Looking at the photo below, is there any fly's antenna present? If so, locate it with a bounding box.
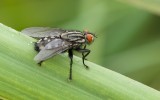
[91,33,97,38]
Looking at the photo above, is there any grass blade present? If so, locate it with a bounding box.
[0,23,160,100]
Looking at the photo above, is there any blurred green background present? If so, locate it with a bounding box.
[1,0,160,90]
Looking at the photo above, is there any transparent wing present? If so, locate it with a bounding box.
[34,39,71,63]
[21,27,65,38]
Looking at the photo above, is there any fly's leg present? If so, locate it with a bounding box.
[68,49,73,80]
[34,42,43,66]
[38,61,43,66]
[82,45,87,60]
[77,45,90,69]
[34,42,40,52]
[82,45,90,69]
[82,49,90,69]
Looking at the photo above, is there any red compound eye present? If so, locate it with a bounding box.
[86,34,94,43]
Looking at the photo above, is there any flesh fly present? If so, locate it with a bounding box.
[22,27,96,80]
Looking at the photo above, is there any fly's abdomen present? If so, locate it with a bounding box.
[36,36,56,50]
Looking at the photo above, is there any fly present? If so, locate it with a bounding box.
[21,27,96,80]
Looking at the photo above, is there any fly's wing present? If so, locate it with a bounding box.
[34,39,71,63]
[21,27,65,38]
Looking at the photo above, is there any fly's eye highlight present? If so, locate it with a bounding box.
[86,34,94,43]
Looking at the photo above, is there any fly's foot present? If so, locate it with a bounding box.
[67,78,72,82]
[38,61,43,66]
[83,63,89,69]
[85,65,89,69]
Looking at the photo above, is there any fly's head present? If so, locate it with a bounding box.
[84,30,96,44]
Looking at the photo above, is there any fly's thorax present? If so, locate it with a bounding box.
[60,30,86,43]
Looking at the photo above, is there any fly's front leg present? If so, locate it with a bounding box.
[82,45,88,60]
[68,49,73,80]
[77,45,90,69]
[82,49,90,69]
[34,42,40,52]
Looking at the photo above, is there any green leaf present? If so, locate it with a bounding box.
[0,23,160,100]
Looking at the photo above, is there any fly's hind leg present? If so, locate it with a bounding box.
[34,42,43,66]
[34,42,40,52]
[38,61,43,66]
